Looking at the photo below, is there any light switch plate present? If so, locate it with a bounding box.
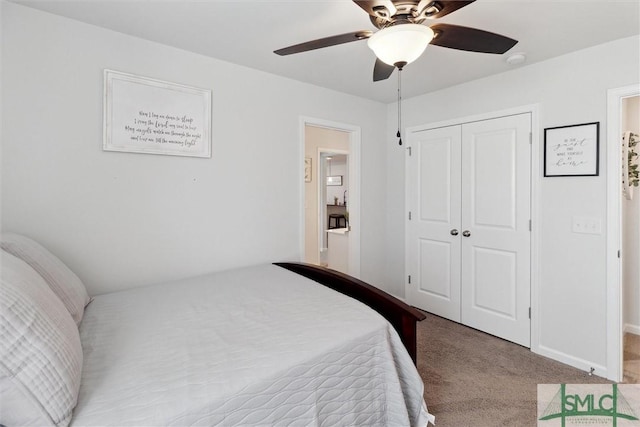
[572,216,602,234]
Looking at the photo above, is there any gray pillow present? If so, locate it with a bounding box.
[1,233,90,325]
[0,250,83,426]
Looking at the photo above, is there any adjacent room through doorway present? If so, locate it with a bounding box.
[621,94,640,382]
[302,120,361,278]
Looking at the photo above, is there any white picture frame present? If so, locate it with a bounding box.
[327,175,343,186]
[103,69,212,158]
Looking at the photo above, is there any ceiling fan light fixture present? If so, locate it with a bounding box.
[367,24,435,67]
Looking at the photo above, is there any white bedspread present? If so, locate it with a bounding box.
[71,264,432,426]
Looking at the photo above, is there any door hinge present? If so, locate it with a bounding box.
[407,147,412,156]
[529,132,532,145]
[618,250,621,258]
[408,275,412,284]
[408,211,412,220]
[529,219,532,231]
[528,307,531,319]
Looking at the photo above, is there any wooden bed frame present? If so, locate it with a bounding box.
[274,262,426,364]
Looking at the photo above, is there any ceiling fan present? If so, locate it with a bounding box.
[274,0,518,81]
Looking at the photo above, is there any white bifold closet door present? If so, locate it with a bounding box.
[406,113,531,347]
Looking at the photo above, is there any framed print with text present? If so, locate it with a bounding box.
[544,122,599,177]
[103,70,212,158]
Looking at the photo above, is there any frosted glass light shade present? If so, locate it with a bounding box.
[367,24,434,66]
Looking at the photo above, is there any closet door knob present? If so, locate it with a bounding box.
[450,229,459,236]
[462,230,471,237]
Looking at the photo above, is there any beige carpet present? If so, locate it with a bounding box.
[625,333,640,383]
[416,313,609,427]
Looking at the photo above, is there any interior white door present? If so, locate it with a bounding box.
[406,113,531,347]
[406,125,462,321]
[460,114,531,347]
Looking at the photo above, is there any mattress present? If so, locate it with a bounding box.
[71,264,432,426]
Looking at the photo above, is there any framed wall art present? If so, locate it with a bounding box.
[544,122,599,177]
[327,175,343,186]
[103,69,212,158]
[304,157,312,183]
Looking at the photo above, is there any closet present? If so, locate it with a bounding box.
[406,113,532,347]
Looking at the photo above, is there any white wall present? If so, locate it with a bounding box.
[385,35,640,374]
[623,96,640,334]
[1,1,388,295]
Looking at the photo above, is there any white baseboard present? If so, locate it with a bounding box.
[535,344,608,379]
[624,323,640,336]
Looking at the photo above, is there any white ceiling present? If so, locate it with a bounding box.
[11,0,640,103]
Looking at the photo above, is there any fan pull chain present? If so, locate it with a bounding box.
[397,67,403,146]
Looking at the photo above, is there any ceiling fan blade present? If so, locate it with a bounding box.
[274,31,373,56]
[352,0,396,20]
[373,58,395,81]
[429,23,517,54]
[416,0,476,19]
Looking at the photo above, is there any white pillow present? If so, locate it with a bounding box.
[1,233,90,325]
[0,251,83,427]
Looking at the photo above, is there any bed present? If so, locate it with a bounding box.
[0,233,434,426]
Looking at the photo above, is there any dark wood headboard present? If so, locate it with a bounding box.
[274,262,425,364]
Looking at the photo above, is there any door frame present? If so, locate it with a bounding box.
[606,83,640,382]
[300,116,361,277]
[405,103,541,352]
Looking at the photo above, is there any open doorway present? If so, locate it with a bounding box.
[607,84,640,382]
[301,118,361,278]
[621,95,640,382]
